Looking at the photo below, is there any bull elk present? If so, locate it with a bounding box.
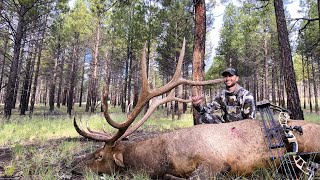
[73,39,320,179]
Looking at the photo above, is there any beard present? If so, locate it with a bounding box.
[225,81,236,88]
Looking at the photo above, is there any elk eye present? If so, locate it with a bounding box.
[96,155,103,161]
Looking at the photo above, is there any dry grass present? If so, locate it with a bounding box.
[0,104,319,179]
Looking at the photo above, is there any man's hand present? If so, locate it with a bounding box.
[192,95,204,106]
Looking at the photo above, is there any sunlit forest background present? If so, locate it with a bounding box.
[0,0,319,120]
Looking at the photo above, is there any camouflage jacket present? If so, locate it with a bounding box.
[196,84,256,122]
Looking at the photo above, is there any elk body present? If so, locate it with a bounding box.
[74,119,320,179]
[73,40,320,179]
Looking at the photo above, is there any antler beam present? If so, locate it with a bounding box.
[74,38,224,146]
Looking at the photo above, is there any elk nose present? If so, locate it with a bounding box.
[71,154,88,175]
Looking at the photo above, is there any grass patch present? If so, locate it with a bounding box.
[8,140,97,179]
[303,111,320,122]
[0,104,319,179]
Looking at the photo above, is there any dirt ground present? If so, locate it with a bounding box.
[0,130,162,180]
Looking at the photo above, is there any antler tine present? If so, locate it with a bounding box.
[111,42,153,129]
[118,89,192,141]
[74,39,224,146]
[171,37,185,80]
[73,118,112,142]
[117,39,224,139]
[150,39,224,96]
[86,120,111,136]
[101,83,123,129]
[78,45,153,145]
[102,42,150,130]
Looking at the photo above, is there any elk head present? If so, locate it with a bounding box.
[73,39,224,174]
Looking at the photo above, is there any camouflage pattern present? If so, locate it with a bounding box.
[197,85,256,123]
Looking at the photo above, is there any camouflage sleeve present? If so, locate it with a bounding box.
[242,91,256,119]
[203,96,222,113]
[194,96,221,114]
[207,99,221,111]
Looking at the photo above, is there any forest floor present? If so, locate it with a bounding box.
[0,105,319,179]
[0,129,162,180]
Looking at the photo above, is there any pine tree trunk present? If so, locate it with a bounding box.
[85,83,91,112]
[13,36,27,110]
[79,54,86,107]
[274,0,304,119]
[127,39,133,111]
[49,41,61,112]
[306,56,313,112]
[26,51,36,110]
[90,23,101,113]
[302,55,306,109]
[57,52,65,108]
[122,45,130,113]
[117,72,123,107]
[144,38,151,114]
[29,33,44,116]
[253,70,258,102]
[62,87,68,106]
[0,30,9,101]
[280,76,286,108]
[20,40,35,115]
[311,59,319,112]
[67,32,80,116]
[4,16,25,118]
[260,75,264,101]
[192,0,206,125]
[44,78,48,106]
[263,30,269,100]
[271,65,276,104]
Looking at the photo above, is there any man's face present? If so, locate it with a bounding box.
[223,73,239,88]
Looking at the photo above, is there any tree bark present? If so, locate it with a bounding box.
[143,38,151,114]
[302,55,306,109]
[127,38,133,112]
[49,40,61,112]
[192,0,206,125]
[79,52,86,107]
[67,32,80,116]
[311,59,319,112]
[0,30,9,100]
[271,63,276,104]
[4,13,25,118]
[20,40,35,115]
[263,28,269,100]
[274,0,304,119]
[29,28,46,116]
[90,22,101,113]
[253,70,258,102]
[122,44,130,113]
[306,56,312,112]
[57,51,65,108]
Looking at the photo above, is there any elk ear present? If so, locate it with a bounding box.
[113,153,125,167]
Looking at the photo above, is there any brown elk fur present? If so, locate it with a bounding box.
[73,119,320,179]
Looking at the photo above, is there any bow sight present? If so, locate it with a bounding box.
[257,100,319,179]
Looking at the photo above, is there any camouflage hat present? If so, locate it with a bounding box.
[221,67,238,76]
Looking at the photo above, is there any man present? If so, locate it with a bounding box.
[192,67,256,123]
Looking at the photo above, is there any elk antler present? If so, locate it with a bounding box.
[118,89,192,141]
[74,38,224,146]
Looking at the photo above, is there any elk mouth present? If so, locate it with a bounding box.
[70,154,90,175]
